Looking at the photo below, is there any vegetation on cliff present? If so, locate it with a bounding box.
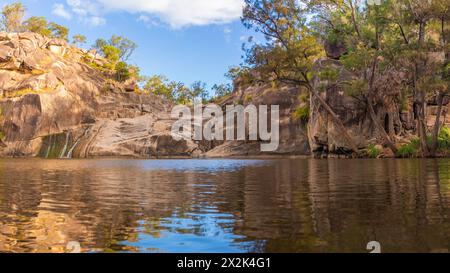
[0,1,214,105]
[0,0,449,158]
[233,0,448,158]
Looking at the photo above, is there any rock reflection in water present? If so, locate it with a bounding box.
[0,159,449,253]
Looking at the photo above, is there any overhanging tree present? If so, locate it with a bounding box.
[242,0,359,154]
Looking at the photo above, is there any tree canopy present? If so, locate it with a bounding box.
[239,0,449,156]
[1,2,26,32]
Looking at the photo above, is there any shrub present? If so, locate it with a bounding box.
[438,126,450,150]
[343,79,367,97]
[293,105,310,121]
[318,68,339,82]
[396,141,419,158]
[367,144,381,158]
[115,61,131,82]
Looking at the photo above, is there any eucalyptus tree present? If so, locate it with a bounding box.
[242,0,359,154]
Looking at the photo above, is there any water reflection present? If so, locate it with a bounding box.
[0,159,449,253]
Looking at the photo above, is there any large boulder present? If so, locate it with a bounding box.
[205,81,311,157]
[324,39,347,60]
[309,58,372,157]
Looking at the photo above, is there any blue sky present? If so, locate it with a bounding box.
[8,0,257,90]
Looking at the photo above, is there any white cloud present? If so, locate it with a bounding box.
[52,3,72,20]
[85,16,106,26]
[53,0,244,28]
[223,26,233,43]
[97,0,245,28]
[65,0,106,27]
[137,15,150,23]
[137,15,160,28]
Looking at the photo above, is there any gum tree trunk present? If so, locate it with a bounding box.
[307,84,359,156]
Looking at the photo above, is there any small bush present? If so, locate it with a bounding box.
[438,126,450,150]
[293,105,310,121]
[318,68,339,82]
[367,144,381,158]
[343,79,367,97]
[396,141,419,158]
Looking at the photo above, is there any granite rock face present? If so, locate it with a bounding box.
[0,32,314,158]
[0,32,199,158]
[205,81,311,157]
[1,32,446,159]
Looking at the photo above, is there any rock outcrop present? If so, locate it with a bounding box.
[0,32,201,158]
[308,58,372,157]
[205,81,311,157]
[1,32,446,159]
[308,55,450,158]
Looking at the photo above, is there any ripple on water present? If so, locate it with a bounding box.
[0,158,450,253]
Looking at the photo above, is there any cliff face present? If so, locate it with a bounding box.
[308,58,377,157]
[0,32,201,158]
[308,50,449,158]
[0,32,313,159]
[205,80,311,157]
[0,32,446,159]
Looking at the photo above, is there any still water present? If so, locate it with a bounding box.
[0,158,450,253]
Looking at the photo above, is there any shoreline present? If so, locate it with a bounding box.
[1,155,449,160]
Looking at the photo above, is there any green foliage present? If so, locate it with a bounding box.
[242,0,324,88]
[22,15,71,41]
[226,66,249,81]
[101,45,121,67]
[344,79,367,97]
[190,81,209,103]
[340,48,375,72]
[115,61,131,82]
[94,37,137,64]
[367,144,381,158]
[143,75,176,101]
[1,2,25,32]
[23,16,51,36]
[437,126,450,150]
[95,36,137,63]
[48,22,69,41]
[396,140,420,158]
[94,38,107,51]
[91,36,138,81]
[142,76,210,104]
[293,105,310,122]
[318,67,339,82]
[212,83,233,98]
[109,35,137,62]
[72,34,87,47]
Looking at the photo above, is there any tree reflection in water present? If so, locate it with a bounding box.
[0,158,449,253]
